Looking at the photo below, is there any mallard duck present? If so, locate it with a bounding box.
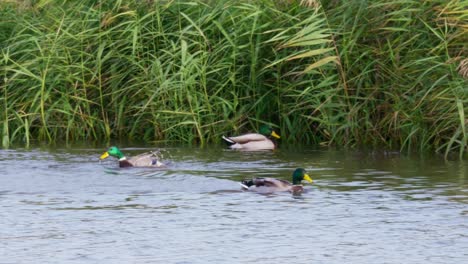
[99,146,165,168]
[240,168,313,194]
[222,125,280,150]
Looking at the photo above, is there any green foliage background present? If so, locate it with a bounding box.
[0,0,467,156]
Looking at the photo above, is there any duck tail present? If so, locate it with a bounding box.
[239,182,249,190]
[241,179,255,187]
[222,135,236,146]
[239,179,254,190]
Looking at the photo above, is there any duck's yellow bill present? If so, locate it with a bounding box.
[100,152,109,160]
[271,131,280,139]
[303,174,313,183]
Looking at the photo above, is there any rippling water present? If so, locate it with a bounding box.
[1,145,467,263]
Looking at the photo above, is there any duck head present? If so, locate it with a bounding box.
[292,168,313,185]
[100,146,125,160]
[259,125,280,139]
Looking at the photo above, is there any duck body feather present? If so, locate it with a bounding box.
[240,177,304,194]
[119,152,164,168]
[222,133,275,150]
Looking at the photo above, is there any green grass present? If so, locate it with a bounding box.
[0,0,466,158]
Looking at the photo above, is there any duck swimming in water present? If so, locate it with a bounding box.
[240,168,313,195]
[222,125,280,151]
[99,146,165,168]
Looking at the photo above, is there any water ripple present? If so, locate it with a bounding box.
[0,147,467,264]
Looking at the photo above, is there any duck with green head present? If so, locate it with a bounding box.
[240,168,313,195]
[100,146,165,168]
[222,125,280,150]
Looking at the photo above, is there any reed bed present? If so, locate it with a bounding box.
[0,0,466,157]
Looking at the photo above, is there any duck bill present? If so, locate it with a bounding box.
[271,131,281,139]
[303,174,313,183]
[100,152,109,160]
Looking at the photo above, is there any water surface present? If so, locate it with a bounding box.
[1,145,467,263]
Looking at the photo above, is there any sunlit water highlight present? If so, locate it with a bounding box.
[1,146,467,263]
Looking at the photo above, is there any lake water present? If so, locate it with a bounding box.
[0,145,467,263]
